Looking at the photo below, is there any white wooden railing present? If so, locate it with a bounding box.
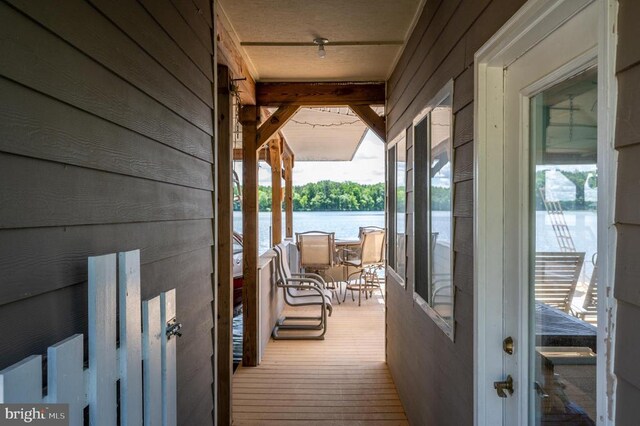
[0,250,178,426]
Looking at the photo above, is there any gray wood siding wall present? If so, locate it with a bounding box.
[0,0,215,423]
[614,0,640,422]
[385,1,525,424]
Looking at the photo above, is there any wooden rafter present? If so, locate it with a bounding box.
[215,3,256,104]
[257,82,385,106]
[256,105,300,149]
[349,104,386,142]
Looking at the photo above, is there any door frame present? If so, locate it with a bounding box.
[473,0,618,424]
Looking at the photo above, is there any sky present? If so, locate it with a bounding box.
[255,130,385,186]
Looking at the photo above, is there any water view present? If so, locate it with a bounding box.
[234,211,386,254]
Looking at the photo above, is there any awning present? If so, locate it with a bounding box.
[279,107,383,161]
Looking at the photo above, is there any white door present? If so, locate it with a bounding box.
[475,0,615,424]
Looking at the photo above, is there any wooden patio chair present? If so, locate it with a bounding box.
[272,244,333,340]
[535,252,585,313]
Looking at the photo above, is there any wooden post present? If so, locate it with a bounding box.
[269,138,282,245]
[284,156,293,239]
[215,65,233,424]
[240,105,259,367]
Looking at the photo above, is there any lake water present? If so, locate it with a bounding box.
[233,211,386,254]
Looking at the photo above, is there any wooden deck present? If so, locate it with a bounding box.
[232,289,408,425]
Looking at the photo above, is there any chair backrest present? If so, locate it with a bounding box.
[360,229,386,266]
[358,226,385,240]
[535,251,585,313]
[580,255,598,324]
[296,231,335,270]
[273,244,292,285]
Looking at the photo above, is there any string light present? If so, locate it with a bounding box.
[289,119,361,128]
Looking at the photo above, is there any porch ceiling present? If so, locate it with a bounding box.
[218,0,425,81]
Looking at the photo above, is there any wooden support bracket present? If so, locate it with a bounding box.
[256,105,300,149]
[348,104,386,142]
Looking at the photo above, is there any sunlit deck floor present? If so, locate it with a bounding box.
[232,287,408,425]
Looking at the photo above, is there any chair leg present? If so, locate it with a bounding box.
[272,303,329,340]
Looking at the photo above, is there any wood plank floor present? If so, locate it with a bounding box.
[232,288,408,425]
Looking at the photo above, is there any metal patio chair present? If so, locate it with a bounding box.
[272,244,333,340]
[340,228,386,306]
[296,230,341,303]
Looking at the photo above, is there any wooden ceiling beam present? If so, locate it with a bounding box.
[348,104,386,142]
[256,105,301,149]
[256,82,385,106]
[233,148,268,162]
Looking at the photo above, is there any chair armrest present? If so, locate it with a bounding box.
[279,283,325,298]
[286,277,326,290]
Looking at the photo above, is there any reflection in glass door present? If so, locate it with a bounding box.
[529,68,598,425]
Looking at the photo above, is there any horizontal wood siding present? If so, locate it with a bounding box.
[385,1,525,424]
[614,0,640,418]
[0,0,215,423]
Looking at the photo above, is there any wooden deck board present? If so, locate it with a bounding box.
[232,292,408,425]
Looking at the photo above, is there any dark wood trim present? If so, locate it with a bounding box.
[269,138,282,245]
[240,105,259,367]
[216,65,233,425]
[256,105,301,149]
[349,104,387,142]
[256,82,385,106]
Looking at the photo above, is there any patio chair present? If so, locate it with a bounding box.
[340,229,386,306]
[358,226,385,240]
[272,244,333,340]
[535,252,585,313]
[575,253,598,325]
[296,231,341,303]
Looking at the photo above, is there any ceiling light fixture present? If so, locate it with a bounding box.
[313,38,329,59]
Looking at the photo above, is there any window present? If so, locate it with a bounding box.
[413,82,455,338]
[387,132,406,283]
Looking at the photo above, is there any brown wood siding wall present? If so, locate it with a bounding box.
[0,0,215,424]
[385,1,525,424]
[614,0,640,422]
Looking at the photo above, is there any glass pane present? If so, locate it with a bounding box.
[414,117,429,302]
[429,96,453,324]
[396,137,406,277]
[530,68,598,425]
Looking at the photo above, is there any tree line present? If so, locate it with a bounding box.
[234,181,385,212]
